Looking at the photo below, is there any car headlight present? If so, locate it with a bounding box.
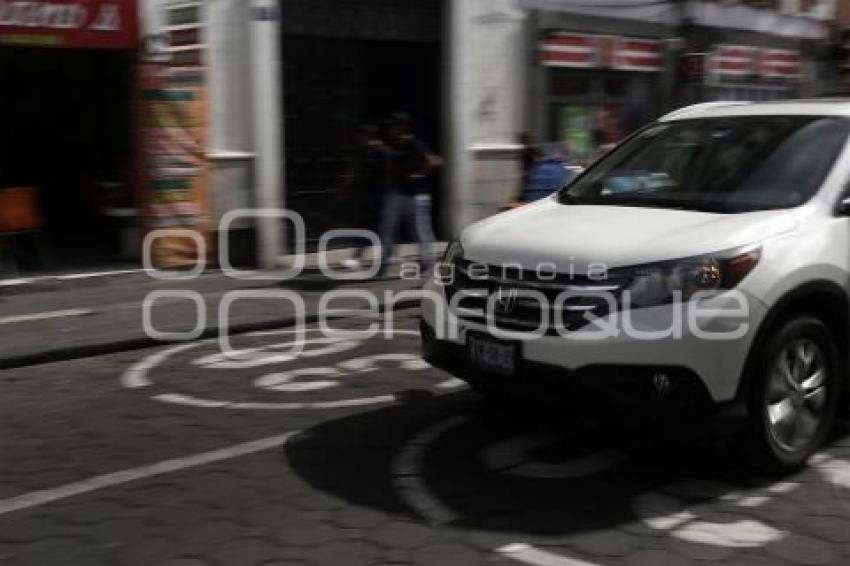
[617,246,761,308]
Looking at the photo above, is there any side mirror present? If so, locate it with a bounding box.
[838,197,850,216]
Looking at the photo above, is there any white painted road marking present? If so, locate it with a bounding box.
[814,454,850,507]
[0,432,297,516]
[498,455,850,566]
[719,480,800,508]
[499,543,602,566]
[631,487,786,548]
[121,326,453,410]
[54,269,144,281]
[256,367,343,392]
[122,342,199,389]
[0,268,144,287]
[154,392,399,410]
[193,334,361,370]
[0,308,93,326]
[337,353,431,373]
[253,351,434,394]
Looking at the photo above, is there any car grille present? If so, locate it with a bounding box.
[444,260,631,336]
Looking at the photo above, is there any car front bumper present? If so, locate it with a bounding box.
[420,277,768,409]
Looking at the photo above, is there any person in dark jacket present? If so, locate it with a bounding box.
[378,113,441,274]
[342,123,392,269]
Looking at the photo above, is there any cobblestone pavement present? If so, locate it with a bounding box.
[2,310,850,565]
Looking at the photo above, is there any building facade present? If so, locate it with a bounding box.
[453,0,834,229]
[139,0,837,267]
[830,0,850,93]
[143,0,445,264]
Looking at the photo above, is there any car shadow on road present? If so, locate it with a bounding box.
[283,389,822,542]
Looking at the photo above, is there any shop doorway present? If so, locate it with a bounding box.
[0,47,134,273]
[364,40,442,155]
[279,0,445,249]
[365,39,443,240]
[283,36,443,247]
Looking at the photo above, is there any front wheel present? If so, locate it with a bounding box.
[741,315,842,474]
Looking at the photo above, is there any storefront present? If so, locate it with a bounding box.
[0,0,140,273]
[539,32,666,163]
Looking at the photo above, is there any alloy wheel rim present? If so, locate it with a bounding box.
[766,338,828,453]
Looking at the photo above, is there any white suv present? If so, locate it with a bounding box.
[422,100,850,473]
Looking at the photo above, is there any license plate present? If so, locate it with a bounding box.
[466,333,519,377]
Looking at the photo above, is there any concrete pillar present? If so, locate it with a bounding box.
[207,1,253,152]
[249,0,285,267]
[448,0,527,234]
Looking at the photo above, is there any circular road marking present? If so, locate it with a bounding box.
[121,327,461,410]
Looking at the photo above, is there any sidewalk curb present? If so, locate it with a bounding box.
[0,298,422,371]
[0,243,448,295]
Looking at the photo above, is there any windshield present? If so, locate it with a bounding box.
[559,115,850,213]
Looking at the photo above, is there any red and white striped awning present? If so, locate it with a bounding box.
[760,49,802,79]
[709,45,801,80]
[709,45,760,77]
[540,33,596,68]
[540,32,664,72]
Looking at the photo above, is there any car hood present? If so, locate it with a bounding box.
[461,198,797,271]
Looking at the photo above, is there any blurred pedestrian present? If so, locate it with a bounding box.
[507,130,542,207]
[518,131,542,193]
[593,105,624,158]
[341,123,392,270]
[379,113,441,275]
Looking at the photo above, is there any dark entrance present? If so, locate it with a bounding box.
[280,0,444,248]
[0,47,134,273]
[364,40,442,157]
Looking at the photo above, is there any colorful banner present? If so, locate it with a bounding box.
[0,0,138,49]
[139,62,211,269]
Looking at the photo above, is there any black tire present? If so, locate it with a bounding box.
[740,314,842,474]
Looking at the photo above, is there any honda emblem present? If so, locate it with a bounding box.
[494,287,519,314]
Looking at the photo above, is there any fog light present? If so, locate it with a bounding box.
[651,371,673,396]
